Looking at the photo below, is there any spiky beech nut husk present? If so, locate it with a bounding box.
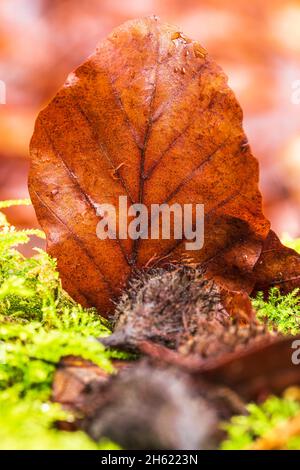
[81,361,219,450]
[101,265,274,358]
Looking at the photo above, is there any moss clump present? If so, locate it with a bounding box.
[253,288,300,335]
[0,388,120,450]
[220,394,300,450]
[0,199,122,450]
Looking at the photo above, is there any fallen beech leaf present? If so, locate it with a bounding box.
[220,289,255,322]
[140,334,300,402]
[199,334,300,401]
[253,230,300,295]
[29,16,278,314]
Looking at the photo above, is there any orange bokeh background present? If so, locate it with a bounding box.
[1,0,300,246]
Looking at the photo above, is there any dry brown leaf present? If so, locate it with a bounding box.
[29,17,294,315]
[253,230,300,295]
[140,334,300,402]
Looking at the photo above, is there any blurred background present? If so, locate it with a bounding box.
[1,0,300,251]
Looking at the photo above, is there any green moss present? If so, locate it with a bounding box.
[252,288,300,335]
[251,235,300,334]
[220,396,300,450]
[0,199,122,449]
[0,389,120,450]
